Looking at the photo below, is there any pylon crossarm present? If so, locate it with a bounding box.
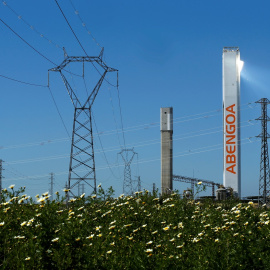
[256,116,270,121]
[256,134,270,139]
[49,56,118,73]
[50,56,99,71]
[255,98,270,104]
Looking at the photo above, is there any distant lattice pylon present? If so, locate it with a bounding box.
[256,98,270,205]
[118,148,137,195]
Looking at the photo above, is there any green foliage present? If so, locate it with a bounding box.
[0,186,270,269]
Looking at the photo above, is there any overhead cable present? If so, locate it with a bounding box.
[68,0,102,48]
[117,81,127,151]
[108,86,122,147]
[4,123,258,166]
[2,0,62,50]
[0,74,48,87]
[48,86,71,138]
[3,137,259,182]
[53,0,117,87]
[0,116,258,151]
[0,18,81,77]
[54,0,88,55]
[0,18,57,66]
[92,113,121,179]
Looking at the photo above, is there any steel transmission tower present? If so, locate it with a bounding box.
[256,98,270,205]
[137,176,141,192]
[49,173,54,200]
[0,160,3,202]
[132,176,141,193]
[49,49,117,197]
[118,148,138,195]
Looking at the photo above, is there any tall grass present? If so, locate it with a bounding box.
[0,185,269,269]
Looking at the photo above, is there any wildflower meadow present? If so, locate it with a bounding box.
[0,185,270,269]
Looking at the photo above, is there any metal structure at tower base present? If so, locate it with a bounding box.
[173,175,220,197]
[49,49,117,197]
[256,98,270,206]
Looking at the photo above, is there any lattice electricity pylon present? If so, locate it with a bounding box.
[118,148,138,195]
[0,160,3,203]
[256,98,270,206]
[49,48,117,197]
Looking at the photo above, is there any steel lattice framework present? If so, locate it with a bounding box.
[256,98,270,205]
[49,49,117,197]
[173,175,220,196]
[0,160,3,202]
[118,148,138,195]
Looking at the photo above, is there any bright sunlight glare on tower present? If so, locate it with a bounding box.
[239,60,244,73]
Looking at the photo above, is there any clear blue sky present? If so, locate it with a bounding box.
[1,0,270,198]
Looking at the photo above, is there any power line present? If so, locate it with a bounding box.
[3,136,259,182]
[108,86,122,147]
[67,0,119,88]
[54,0,88,56]
[52,1,120,195]
[53,0,118,88]
[0,75,73,146]
[0,18,57,66]
[0,74,48,87]
[5,163,41,183]
[92,113,121,179]
[82,76,121,179]
[0,116,258,152]
[0,18,81,77]
[48,86,71,138]
[4,129,258,166]
[68,0,102,48]
[2,0,62,50]
[116,80,127,152]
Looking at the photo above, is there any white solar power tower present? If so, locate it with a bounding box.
[222,47,243,198]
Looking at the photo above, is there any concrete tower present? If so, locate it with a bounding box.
[161,107,173,194]
[223,47,242,197]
